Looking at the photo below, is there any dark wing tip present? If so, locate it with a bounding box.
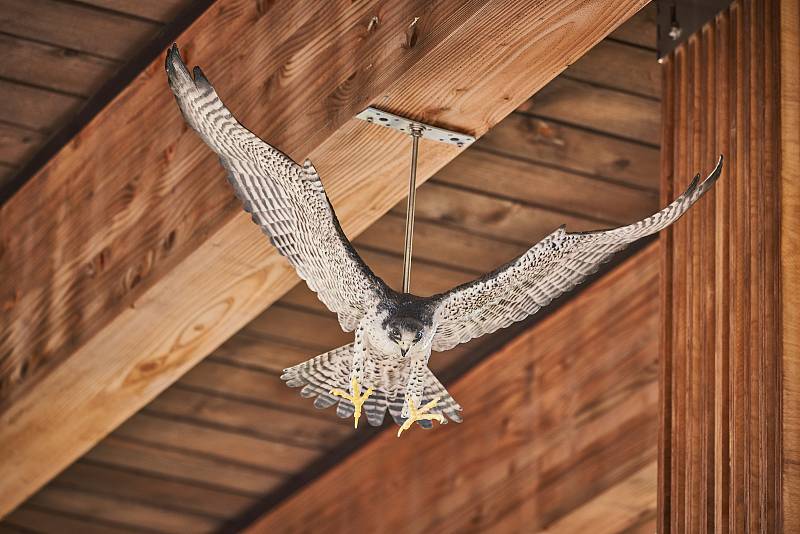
[192,65,212,88]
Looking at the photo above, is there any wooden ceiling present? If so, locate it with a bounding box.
[0,3,659,533]
[0,0,203,196]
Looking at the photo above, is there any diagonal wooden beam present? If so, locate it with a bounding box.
[0,0,648,515]
[244,243,660,533]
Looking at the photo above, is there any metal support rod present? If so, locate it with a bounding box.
[402,124,423,293]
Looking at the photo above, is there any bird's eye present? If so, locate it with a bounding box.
[414,331,422,342]
[390,329,400,340]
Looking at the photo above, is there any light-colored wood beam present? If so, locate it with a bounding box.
[0,0,648,515]
[246,244,660,533]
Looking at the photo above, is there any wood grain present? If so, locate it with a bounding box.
[80,0,192,23]
[431,148,659,224]
[609,2,656,49]
[659,1,788,530]
[0,0,648,514]
[0,121,44,164]
[0,79,83,131]
[0,34,120,97]
[476,113,660,189]
[519,76,661,144]
[538,463,657,533]
[781,0,800,530]
[566,39,660,98]
[0,0,161,60]
[246,244,660,533]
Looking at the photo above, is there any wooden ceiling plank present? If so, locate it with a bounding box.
[609,2,656,49]
[355,214,526,274]
[245,244,659,532]
[394,181,602,244]
[430,149,659,225]
[0,0,648,515]
[0,121,46,165]
[112,412,320,474]
[83,435,286,496]
[565,39,660,99]
[476,113,660,190]
[519,76,661,145]
[79,0,192,23]
[4,506,137,534]
[212,335,325,375]
[0,34,120,97]
[0,79,83,131]
[53,461,255,520]
[147,386,353,449]
[27,486,221,533]
[0,0,161,61]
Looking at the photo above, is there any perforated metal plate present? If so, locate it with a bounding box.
[355,107,475,148]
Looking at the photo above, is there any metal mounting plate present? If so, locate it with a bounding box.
[355,107,475,148]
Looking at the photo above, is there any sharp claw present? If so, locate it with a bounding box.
[396,395,444,437]
[331,378,373,429]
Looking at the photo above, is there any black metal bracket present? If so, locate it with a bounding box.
[657,0,734,59]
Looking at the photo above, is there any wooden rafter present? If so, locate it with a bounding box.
[0,0,648,515]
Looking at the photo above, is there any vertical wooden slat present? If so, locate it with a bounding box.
[659,0,788,531]
[780,0,800,530]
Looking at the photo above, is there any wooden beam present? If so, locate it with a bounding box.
[0,0,649,516]
[658,0,798,530]
[244,244,660,532]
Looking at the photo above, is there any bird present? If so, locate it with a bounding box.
[165,44,723,436]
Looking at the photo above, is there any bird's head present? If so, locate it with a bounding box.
[385,317,428,357]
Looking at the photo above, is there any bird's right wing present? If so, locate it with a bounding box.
[430,157,723,351]
[165,45,383,331]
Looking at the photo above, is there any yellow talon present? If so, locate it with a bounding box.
[331,376,373,428]
[397,395,445,437]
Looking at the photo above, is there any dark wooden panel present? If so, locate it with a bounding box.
[4,506,135,534]
[27,486,220,533]
[80,0,192,23]
[247,244,660,532]
[0,34,120,97]
[659,1,783,531]
[113,412,320,474]
[356,214,525,274]
[0,122,45,165]
[610,2,656,48]
[566,39,660,98]
[52,462,255,519]
[0,80,83,131]
[84,435,286,496]
[0,162,15,191]
[476,113,660,189]
[520,76,660,144]
[0,0,161,60]
[147,386,352,449]
[431,148,659,224]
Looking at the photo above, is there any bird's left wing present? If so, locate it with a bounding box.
[165,45,381,331]
[430,157,723,351]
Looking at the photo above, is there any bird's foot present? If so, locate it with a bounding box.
[331,376,373,429]
[397,395,445,437]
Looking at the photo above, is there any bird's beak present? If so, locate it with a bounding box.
[398,341,410,356]
[400,348,408,357]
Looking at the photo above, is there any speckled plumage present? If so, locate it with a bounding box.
[166,45,722,430]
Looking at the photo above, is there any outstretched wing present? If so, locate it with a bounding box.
[430,157,723,351]
[165,45,382,331]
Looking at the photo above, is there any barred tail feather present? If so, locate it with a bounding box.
[280,344,389,427]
